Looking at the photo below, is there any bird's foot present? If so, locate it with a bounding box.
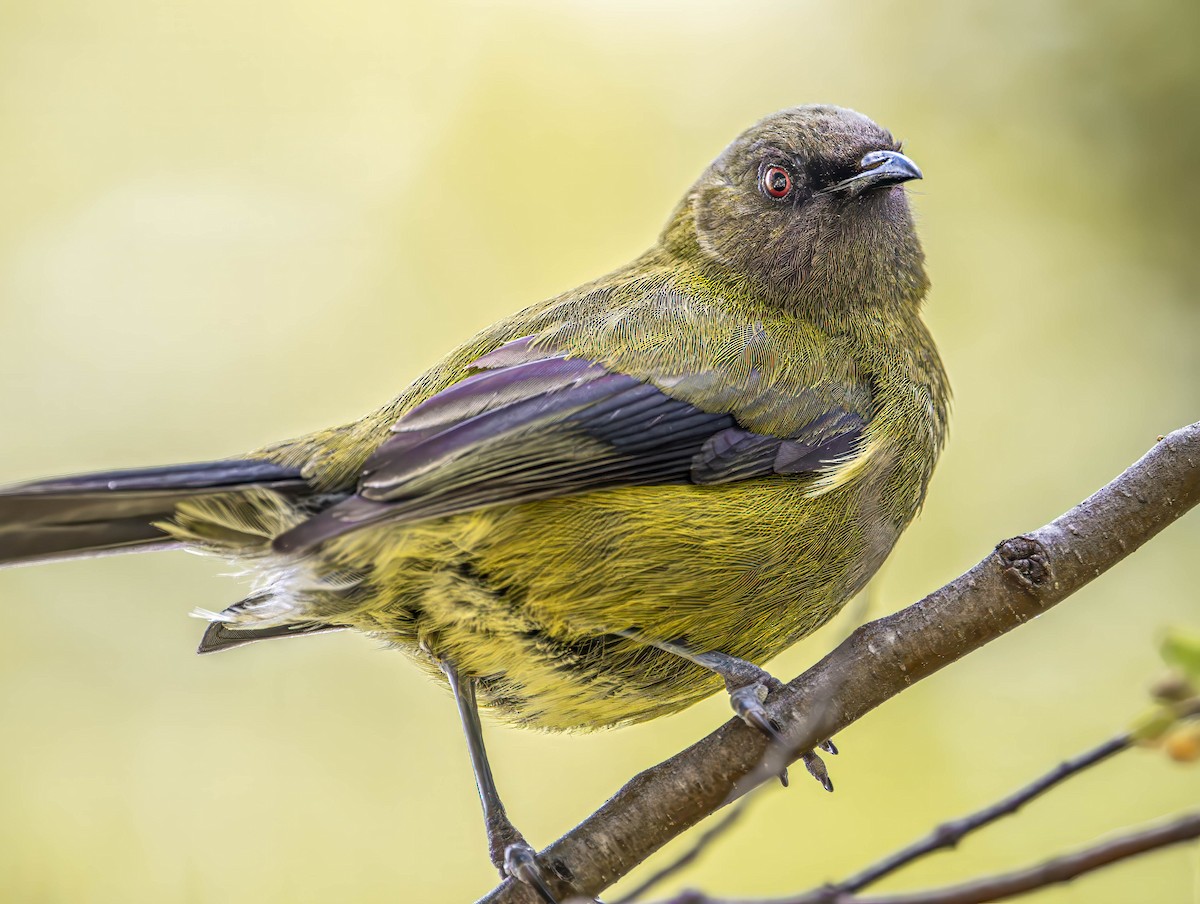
[798,738,839,791]
[695,652,838,792]
[488,819,559,903]
[503,841,558,903]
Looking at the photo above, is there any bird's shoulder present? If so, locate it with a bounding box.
[479,260,877,437]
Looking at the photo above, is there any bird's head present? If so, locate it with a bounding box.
[664,105,928,310]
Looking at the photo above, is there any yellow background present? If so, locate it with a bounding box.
[1,1,1197,902]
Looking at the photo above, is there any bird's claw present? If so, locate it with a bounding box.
[503,841,559,904]
[728,681,791,786]
[730,683,778,738]
[728,681,838,792]
[802,749,834,792]
[700,653,827,791]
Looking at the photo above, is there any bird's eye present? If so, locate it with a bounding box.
[761,165,793,200]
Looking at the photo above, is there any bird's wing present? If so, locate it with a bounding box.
[273,336,867,554]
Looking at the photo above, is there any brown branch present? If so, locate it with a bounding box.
[660,811,1200,904]
[614,802,751,904]
[846,811,1200,904]
[617,600,873,902]
[479,422,1200,904]
[647,730,1143,904]
[806,732,1134,900]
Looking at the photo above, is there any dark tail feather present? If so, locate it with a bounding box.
[197,620,349,654]
[0,459,308,567]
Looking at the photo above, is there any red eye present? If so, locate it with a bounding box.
[763,165,792,199]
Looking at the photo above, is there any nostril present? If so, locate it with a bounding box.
[858,150,892,171]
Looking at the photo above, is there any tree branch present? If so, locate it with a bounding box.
[479,422,1200,904]
[660,811,1200,904]
[844,811,1200,904]
[813,732,1133,899]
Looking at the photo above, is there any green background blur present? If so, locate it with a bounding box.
[1,1,1198,902]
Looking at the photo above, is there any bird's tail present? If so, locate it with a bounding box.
[0,459,308,568]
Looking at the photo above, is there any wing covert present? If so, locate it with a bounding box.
[273,338,867,554]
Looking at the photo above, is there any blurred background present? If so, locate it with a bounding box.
[1,1,1198,901]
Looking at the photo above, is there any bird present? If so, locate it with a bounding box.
[0,104,948,902]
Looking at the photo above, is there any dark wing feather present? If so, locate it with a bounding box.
[273,338,866,554]
[691,410,865,485]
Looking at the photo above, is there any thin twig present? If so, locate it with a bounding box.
[644,731,1135,904]
[480,423,1200,903]
[848,811,1200,904]
[815,732,1133,899]
[642,692,1200,904]
[614,802,751,904]
[655,812,1200,904]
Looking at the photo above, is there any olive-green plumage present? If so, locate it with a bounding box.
[0,105,949,734]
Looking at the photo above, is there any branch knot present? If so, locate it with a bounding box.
[996,535,1052,593]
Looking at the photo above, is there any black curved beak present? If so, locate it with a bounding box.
[826,149,922,195]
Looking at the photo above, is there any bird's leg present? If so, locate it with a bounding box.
[690,650,838,792]
[613,630,836,789]
[439,659,559,904]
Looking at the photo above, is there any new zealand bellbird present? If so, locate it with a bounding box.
[0,105,948,901]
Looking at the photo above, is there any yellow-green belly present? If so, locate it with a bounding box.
[299,474,898,731]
